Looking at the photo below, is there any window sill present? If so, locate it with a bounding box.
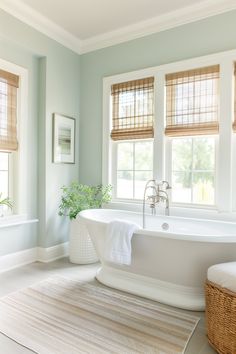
[0,214,39,229]
[107,201,236,222]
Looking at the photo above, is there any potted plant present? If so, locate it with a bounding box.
[0,194,13,217]
[59,182,112,264]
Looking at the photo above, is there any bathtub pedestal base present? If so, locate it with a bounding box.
[96,265,205,311]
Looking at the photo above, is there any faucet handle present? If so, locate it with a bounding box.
[161,180,171,190]
[147,195,156,202]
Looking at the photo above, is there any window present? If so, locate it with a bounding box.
[165,65,219,136]
[171,137,215,205]
[111,77,154,140]
[0,151,9,211]
[165,65,219,206]
[104,50,236,213]
[110,77,154,200]
[115,140,153,200]
[0,69,19,151]
[0,68,19,215]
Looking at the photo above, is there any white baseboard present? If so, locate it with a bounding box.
[37,242,69,263]
[0,242,69,273]
[0,247,38,273]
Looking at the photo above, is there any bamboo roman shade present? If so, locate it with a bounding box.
[165,65,219,137]
[111,77,154,140]
[0,69,19,151]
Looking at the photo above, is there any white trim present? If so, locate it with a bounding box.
[233,135,236,211]
[37,242,69,263]
[0,216,38,229]
[166,136,217,207]
[0,0,236,54]
[0,247,37,273]
[16,64,29,215]
[81,0,236,54]
[0,0,82,54]
[112,140,153,200]
[154,72,165,181]
[102,79,112,186]
[218,59,234,211]
[0,242,69,273]
[103,48,236,84]
[103,48,236,216]
[97,265,205,310]
[0,58,29,216]
[106,201,236,221]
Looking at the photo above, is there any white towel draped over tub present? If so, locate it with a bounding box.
[104,219,141,265]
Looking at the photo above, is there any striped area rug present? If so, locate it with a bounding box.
[0,276,199,354]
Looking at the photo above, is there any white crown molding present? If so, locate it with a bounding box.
[0,0,236,55]
[81,0,236,54]
[0,0,82,54]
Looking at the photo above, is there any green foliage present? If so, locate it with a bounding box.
[59,182,112,220]
[0,193,13,209]
[173,138,214,188]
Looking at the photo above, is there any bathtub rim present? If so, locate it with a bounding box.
[79,209,236,243]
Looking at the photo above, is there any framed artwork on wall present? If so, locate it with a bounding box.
[52,113,75,164]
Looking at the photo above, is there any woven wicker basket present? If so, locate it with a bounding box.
[205,280,236,354]
[69,217,99,264]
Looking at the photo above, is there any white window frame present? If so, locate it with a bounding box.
[0,58,29,219]
[165,135,218,210]
[0,152,12,204]
[103,49,236,217]
[112,138,154,203]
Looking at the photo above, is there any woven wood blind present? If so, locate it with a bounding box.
[165,65,219,137]
[0,69,19,151]
[111,77,154,140]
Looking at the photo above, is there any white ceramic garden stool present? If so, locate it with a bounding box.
[69,215,99,264]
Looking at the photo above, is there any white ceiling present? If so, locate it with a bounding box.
[19,0,202,40]
[0,0,236,53]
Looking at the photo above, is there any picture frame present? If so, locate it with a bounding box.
[52,113,75,164]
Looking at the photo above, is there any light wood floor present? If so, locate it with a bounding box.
[0,258,216,354]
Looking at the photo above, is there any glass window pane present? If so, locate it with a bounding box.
[135,141,153,170]
[117,171,133,199]
[117,143,133,170]
[172,138,192,171]
[0,171,8,198]
[193,137,215,171]
[0,152,8,170]
[192,172,214,204]
[119,92,135,119]
[134,171,153,199]
[172,171,192,203]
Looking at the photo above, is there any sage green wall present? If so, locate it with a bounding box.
[0,9,80,255]
[1,8,236,257]
[79,10,236,185]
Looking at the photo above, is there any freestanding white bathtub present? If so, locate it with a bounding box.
[79,209,236,311]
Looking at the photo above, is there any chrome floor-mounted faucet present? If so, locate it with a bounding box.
[142,180,171,228]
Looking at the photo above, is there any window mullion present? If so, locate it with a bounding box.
[133,142,135,199]
[218,59,234,212]
[154,72,165,181]
[113,143,118,200]
[191,138,194,204]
